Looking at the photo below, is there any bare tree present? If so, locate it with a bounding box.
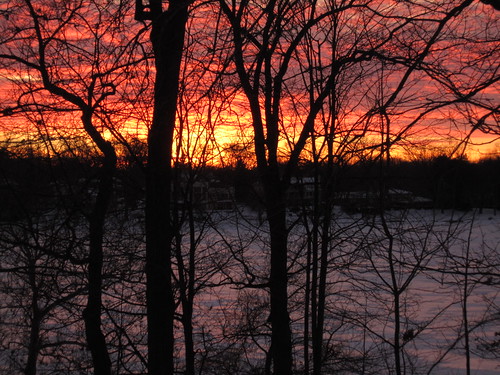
[135,0,190,373]
[216,0,498,373]
[0,1,147,373]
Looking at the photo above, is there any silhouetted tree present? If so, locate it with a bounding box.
[217,0,499,372]
[135,0,189,374]
[0,1,146,373]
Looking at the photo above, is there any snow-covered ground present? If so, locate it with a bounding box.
[195,208,500,374]
[1,206,498,374]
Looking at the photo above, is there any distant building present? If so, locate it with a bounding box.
[287,177,316,209]
[338,189,433,213]
[191,179,235,211]
[287,176,434,213]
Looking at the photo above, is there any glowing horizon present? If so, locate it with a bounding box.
[0,0,498,167]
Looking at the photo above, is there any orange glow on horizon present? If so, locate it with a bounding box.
[0,0,498,167]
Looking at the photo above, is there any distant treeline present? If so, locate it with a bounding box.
[217,156,500,212]
[1,150,499,220]
[378,156,500,211]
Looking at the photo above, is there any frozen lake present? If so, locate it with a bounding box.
[1,207,498,374]
[193,208,500,374]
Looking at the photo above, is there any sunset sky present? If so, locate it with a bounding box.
[0,3,499,375]
[0,0,498,163]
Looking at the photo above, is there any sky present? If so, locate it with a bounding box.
[0,0,498,163]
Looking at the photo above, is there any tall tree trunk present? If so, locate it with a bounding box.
[25,305,41,375]
[312,213,330,375]
[184,201,197,375]
[312,158,335,375]
[37,35,117,374]
[265,176,293,374]
[145,1,188,374]
[25,261,41,375]
[82,111,116,375]
[173,200,195,375]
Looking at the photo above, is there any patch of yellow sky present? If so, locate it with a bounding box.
[1,0,498,164]
[1,98,498,164]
